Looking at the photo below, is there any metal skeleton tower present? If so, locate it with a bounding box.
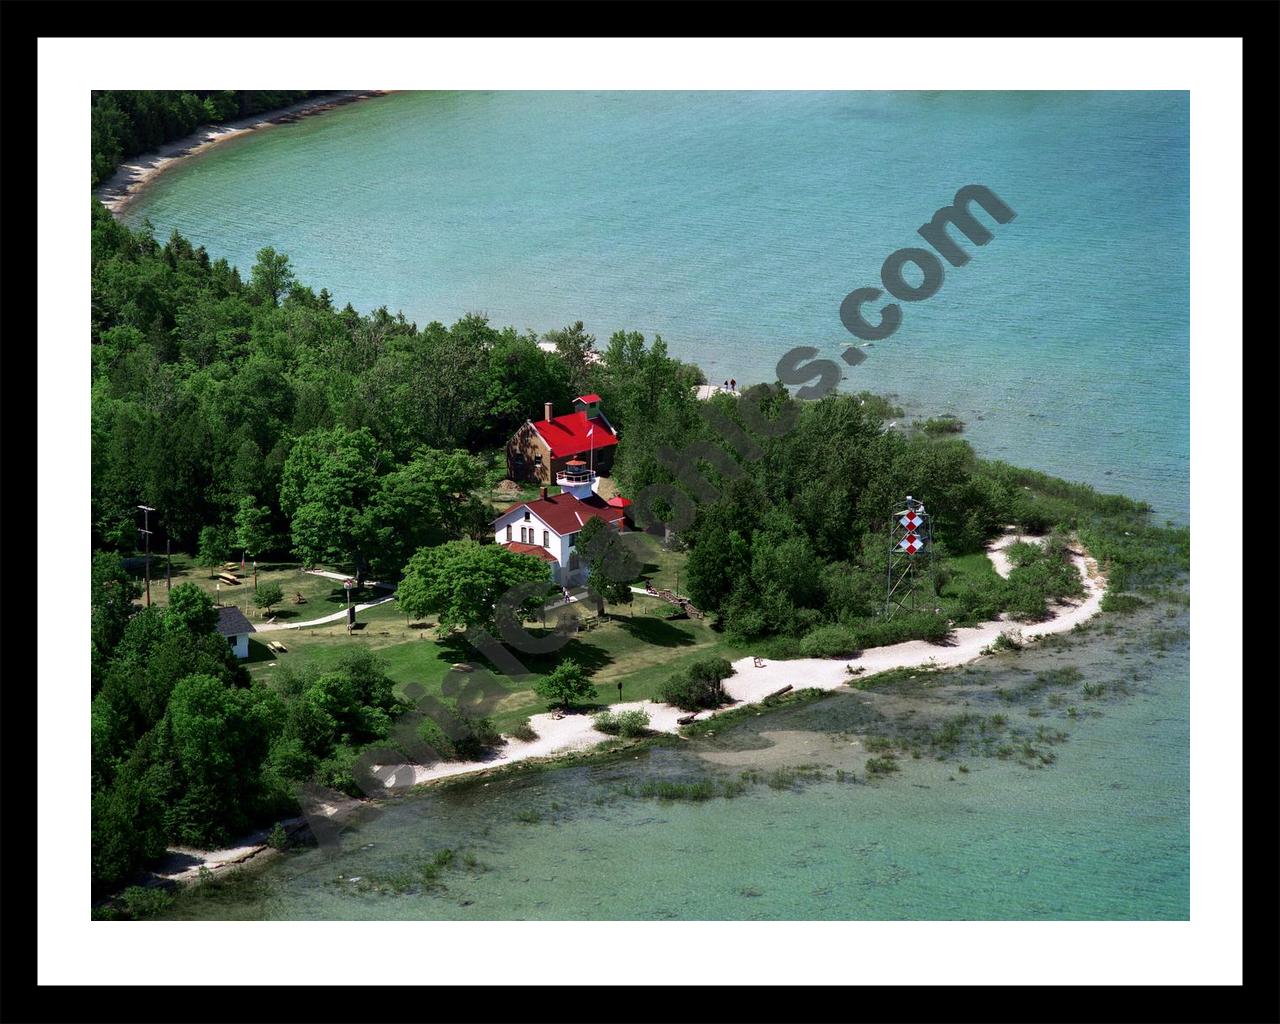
[885,495,936,619]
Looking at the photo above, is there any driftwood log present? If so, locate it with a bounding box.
[763,684,793,701]
[676,713,698,725]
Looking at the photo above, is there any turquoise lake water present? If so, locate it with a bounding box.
[122,92,1190,921]
[123,90,1189,524]
[168,604,1188,921]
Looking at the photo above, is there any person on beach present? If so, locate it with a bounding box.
[730,378,736,391]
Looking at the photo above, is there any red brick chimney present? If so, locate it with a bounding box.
[544,401,553,422]
[540,486,548,500]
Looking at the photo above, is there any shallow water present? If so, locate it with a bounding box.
[166,602,1188,921]
[122,90,1189,523]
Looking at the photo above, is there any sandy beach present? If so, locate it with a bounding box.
[93,91,390,216]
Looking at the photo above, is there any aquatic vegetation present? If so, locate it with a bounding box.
[419,848,456,888]
[765,765,826,790]
[860,752,901,778]
[855,664,943,692]
[1101,592,1147,614]
[622,778,748,802]
[1035,666,1084,688]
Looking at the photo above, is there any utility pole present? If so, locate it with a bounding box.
[166,536,172,593]
[137,505,155,608]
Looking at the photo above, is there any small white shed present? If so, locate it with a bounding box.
[216,605,256,659]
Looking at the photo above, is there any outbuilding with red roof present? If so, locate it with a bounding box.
[505,395,618,484]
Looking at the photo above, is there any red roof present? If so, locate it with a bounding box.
[531,411,618,459]
[500,541,559,563]
[606,496,633,508]
[575,393,602,405]
[494,491,628,536]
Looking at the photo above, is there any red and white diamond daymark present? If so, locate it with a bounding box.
[900,511,922,530]
[898,533,922,554]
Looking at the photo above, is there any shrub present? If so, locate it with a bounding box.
[416,716,457,761]
[853,391,905,420]
[952,576,1008,623]
[1004,540,1043,567]
[659,657,735,710]
[848,612,952,650]
[119,885,175,920]
[595,708,650,737]
[267,821,289,850]
[798,624,861,658]
[534,658,597,710]
[452,716,502,761]
[314,743,363,796]
[417,711,501,761]
[689,656,735,687]
[917,415,965,435]
[508,719,538,742]
[982,630,1023,655]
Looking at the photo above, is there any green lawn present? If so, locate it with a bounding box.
[250,604,742,732]
[623,532,692,597]
[244,534,736,732]
[127,553,382,627]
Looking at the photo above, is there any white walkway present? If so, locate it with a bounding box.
[257,593,397,631]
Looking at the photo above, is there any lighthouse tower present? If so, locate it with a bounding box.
[556,459,597,499]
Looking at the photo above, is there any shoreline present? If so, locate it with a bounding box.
[154,528,1107,887]
[93,91,392,216]
[392,527,1105,789]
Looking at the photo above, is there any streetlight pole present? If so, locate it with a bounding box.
[137,505,155,608]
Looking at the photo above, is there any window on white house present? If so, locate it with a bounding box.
[506,525,512,541]
[543,530,549,547]
[520,527,527,543]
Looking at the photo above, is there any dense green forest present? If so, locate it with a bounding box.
[89,207,706,891]
[90,203,1187,896]
[91,90,318,186]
